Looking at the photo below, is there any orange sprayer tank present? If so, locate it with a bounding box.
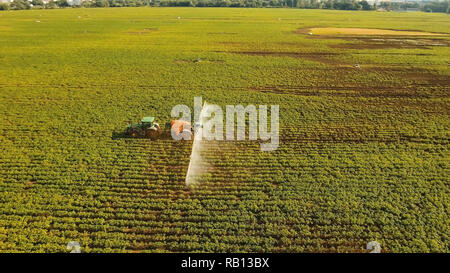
[171,120,191,136]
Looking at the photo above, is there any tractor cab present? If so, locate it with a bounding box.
[140,116,156,128]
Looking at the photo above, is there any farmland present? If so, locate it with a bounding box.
[0,7,449,253]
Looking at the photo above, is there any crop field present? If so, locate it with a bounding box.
[0,7,449,253]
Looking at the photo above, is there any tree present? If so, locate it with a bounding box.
[95,0,110,7]
[32,0,45,6]
[360,0,372,10]
[0,3,10,10]
[56,0,69,7]
[82,0,93,7]
[323,0,333,9]
[11,0,31,9]
[46,1,57,8]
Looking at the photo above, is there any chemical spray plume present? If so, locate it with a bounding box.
[185,101,213,187]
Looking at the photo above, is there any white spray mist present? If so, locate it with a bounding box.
[185,100,212,187]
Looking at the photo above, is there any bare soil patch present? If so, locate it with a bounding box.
[331,37,450,50]
[309,27,444,36]
[297,27,449,49]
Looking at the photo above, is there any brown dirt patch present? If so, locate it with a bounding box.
[297,28,450,50]
[309,27,444,36]
[331,37,450,50]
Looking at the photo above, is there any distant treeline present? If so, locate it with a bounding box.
[1,0,449,13]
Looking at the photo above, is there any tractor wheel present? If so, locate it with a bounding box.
[160,130,170,139]
[146,129,159,140]
[129,128,140,138]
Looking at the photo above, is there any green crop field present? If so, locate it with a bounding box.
[0,7,449,253]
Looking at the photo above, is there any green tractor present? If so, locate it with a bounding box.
[126,116,161,140]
